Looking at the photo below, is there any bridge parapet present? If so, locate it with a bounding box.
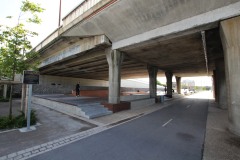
[62,0,102,27]
[35,29,59,51]
[35,0,114,52]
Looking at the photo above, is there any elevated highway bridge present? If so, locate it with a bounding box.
[34,0,240,136]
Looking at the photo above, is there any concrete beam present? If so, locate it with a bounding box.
[39,35,110,68]
[220,16,240,136]
[113,1,240,50]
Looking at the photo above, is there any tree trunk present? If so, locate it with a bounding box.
[9,84,13,119]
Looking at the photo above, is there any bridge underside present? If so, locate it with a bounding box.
[39,28,222,80]
[35,0,240,136]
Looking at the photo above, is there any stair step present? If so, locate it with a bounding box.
[81,108,108,114]
[78,103,112,119]
[87,111,113,119]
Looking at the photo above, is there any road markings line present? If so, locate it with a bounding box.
[186,105,191,108]
[162,119,173,127]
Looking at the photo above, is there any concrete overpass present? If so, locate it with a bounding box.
[34,0,240,136]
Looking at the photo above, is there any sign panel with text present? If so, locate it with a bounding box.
[23,71,39,84]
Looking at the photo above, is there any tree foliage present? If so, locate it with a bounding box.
[0,0,44,79]
[157,80,165,86]
[0,0,44,118]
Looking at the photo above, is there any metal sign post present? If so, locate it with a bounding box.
[26,84,32,130]
[19,71,39,133]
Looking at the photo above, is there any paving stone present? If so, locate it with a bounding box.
[7,153,17,158]
[13,155,23,160]
[46,145,53,149]
[39,147,46,152]
[17,150,26,155]
[23,152,31,157]
[0,156,7,160]
[31,150,40,154]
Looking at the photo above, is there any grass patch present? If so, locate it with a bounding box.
[0,97,9,102]
[0,110,37,130]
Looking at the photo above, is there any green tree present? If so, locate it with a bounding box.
[0,0,44,118]
[157,80,165,86]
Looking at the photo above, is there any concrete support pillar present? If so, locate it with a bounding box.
[212,72,216,100]
[165,71,173,98]
[106,49,124,104]
[175,76,181,94]
[215,59,227,109]
[21,84,26,111]
[220,16,240,136]
[147,65,158,98]
[3,84,7,99]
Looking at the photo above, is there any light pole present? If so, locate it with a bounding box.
[58,0,62,27]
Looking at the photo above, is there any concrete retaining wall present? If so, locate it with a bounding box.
[120,95,150,101]
[32,96,83,117]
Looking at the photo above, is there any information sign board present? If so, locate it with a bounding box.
[23,71,39,84]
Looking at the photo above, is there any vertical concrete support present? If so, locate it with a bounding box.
[21,84,26,111]
[212,72,216,100]
[215,59,227,109]
[220,16,240,136]
[147,65,158,98]
[175,76,181,94]
[3,84,7,99]
[165,71,173,98]
[106,49,124,104]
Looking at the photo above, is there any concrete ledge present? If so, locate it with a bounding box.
[101,101,130,113]
[130,98,155,108]
[120,95,150,101]
[32,96,79,117]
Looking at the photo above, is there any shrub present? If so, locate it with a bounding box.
[0,110,37,130]
[0,97,9,102]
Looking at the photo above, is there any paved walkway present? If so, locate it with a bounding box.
[203,101,240,160]
[0,100,96,157]
[0,91,240,160]
[0,94,181,160]
[29,98,209,160]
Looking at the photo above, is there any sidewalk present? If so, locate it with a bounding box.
[0,100,96,157]
[203,101,240,160]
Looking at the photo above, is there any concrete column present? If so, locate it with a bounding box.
[165,71,173,98]
[220,16,240,136]
[3,84,7,99]
[147,65,158,98]
[215,59,227,109]
[212,73,216,100]
[106,49,124,104]
[175,76,181,94]
[21,84,26,111]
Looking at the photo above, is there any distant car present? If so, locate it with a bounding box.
[189,89,196,94]
[183,89,190,95]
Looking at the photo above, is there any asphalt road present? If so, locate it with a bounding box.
[31,98,209,160]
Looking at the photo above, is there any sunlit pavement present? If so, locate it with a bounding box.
[29,94,209,160]
[186,91,214,99]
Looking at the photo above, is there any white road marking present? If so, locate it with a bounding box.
[162,119,173,127]
[186,105,191,108]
